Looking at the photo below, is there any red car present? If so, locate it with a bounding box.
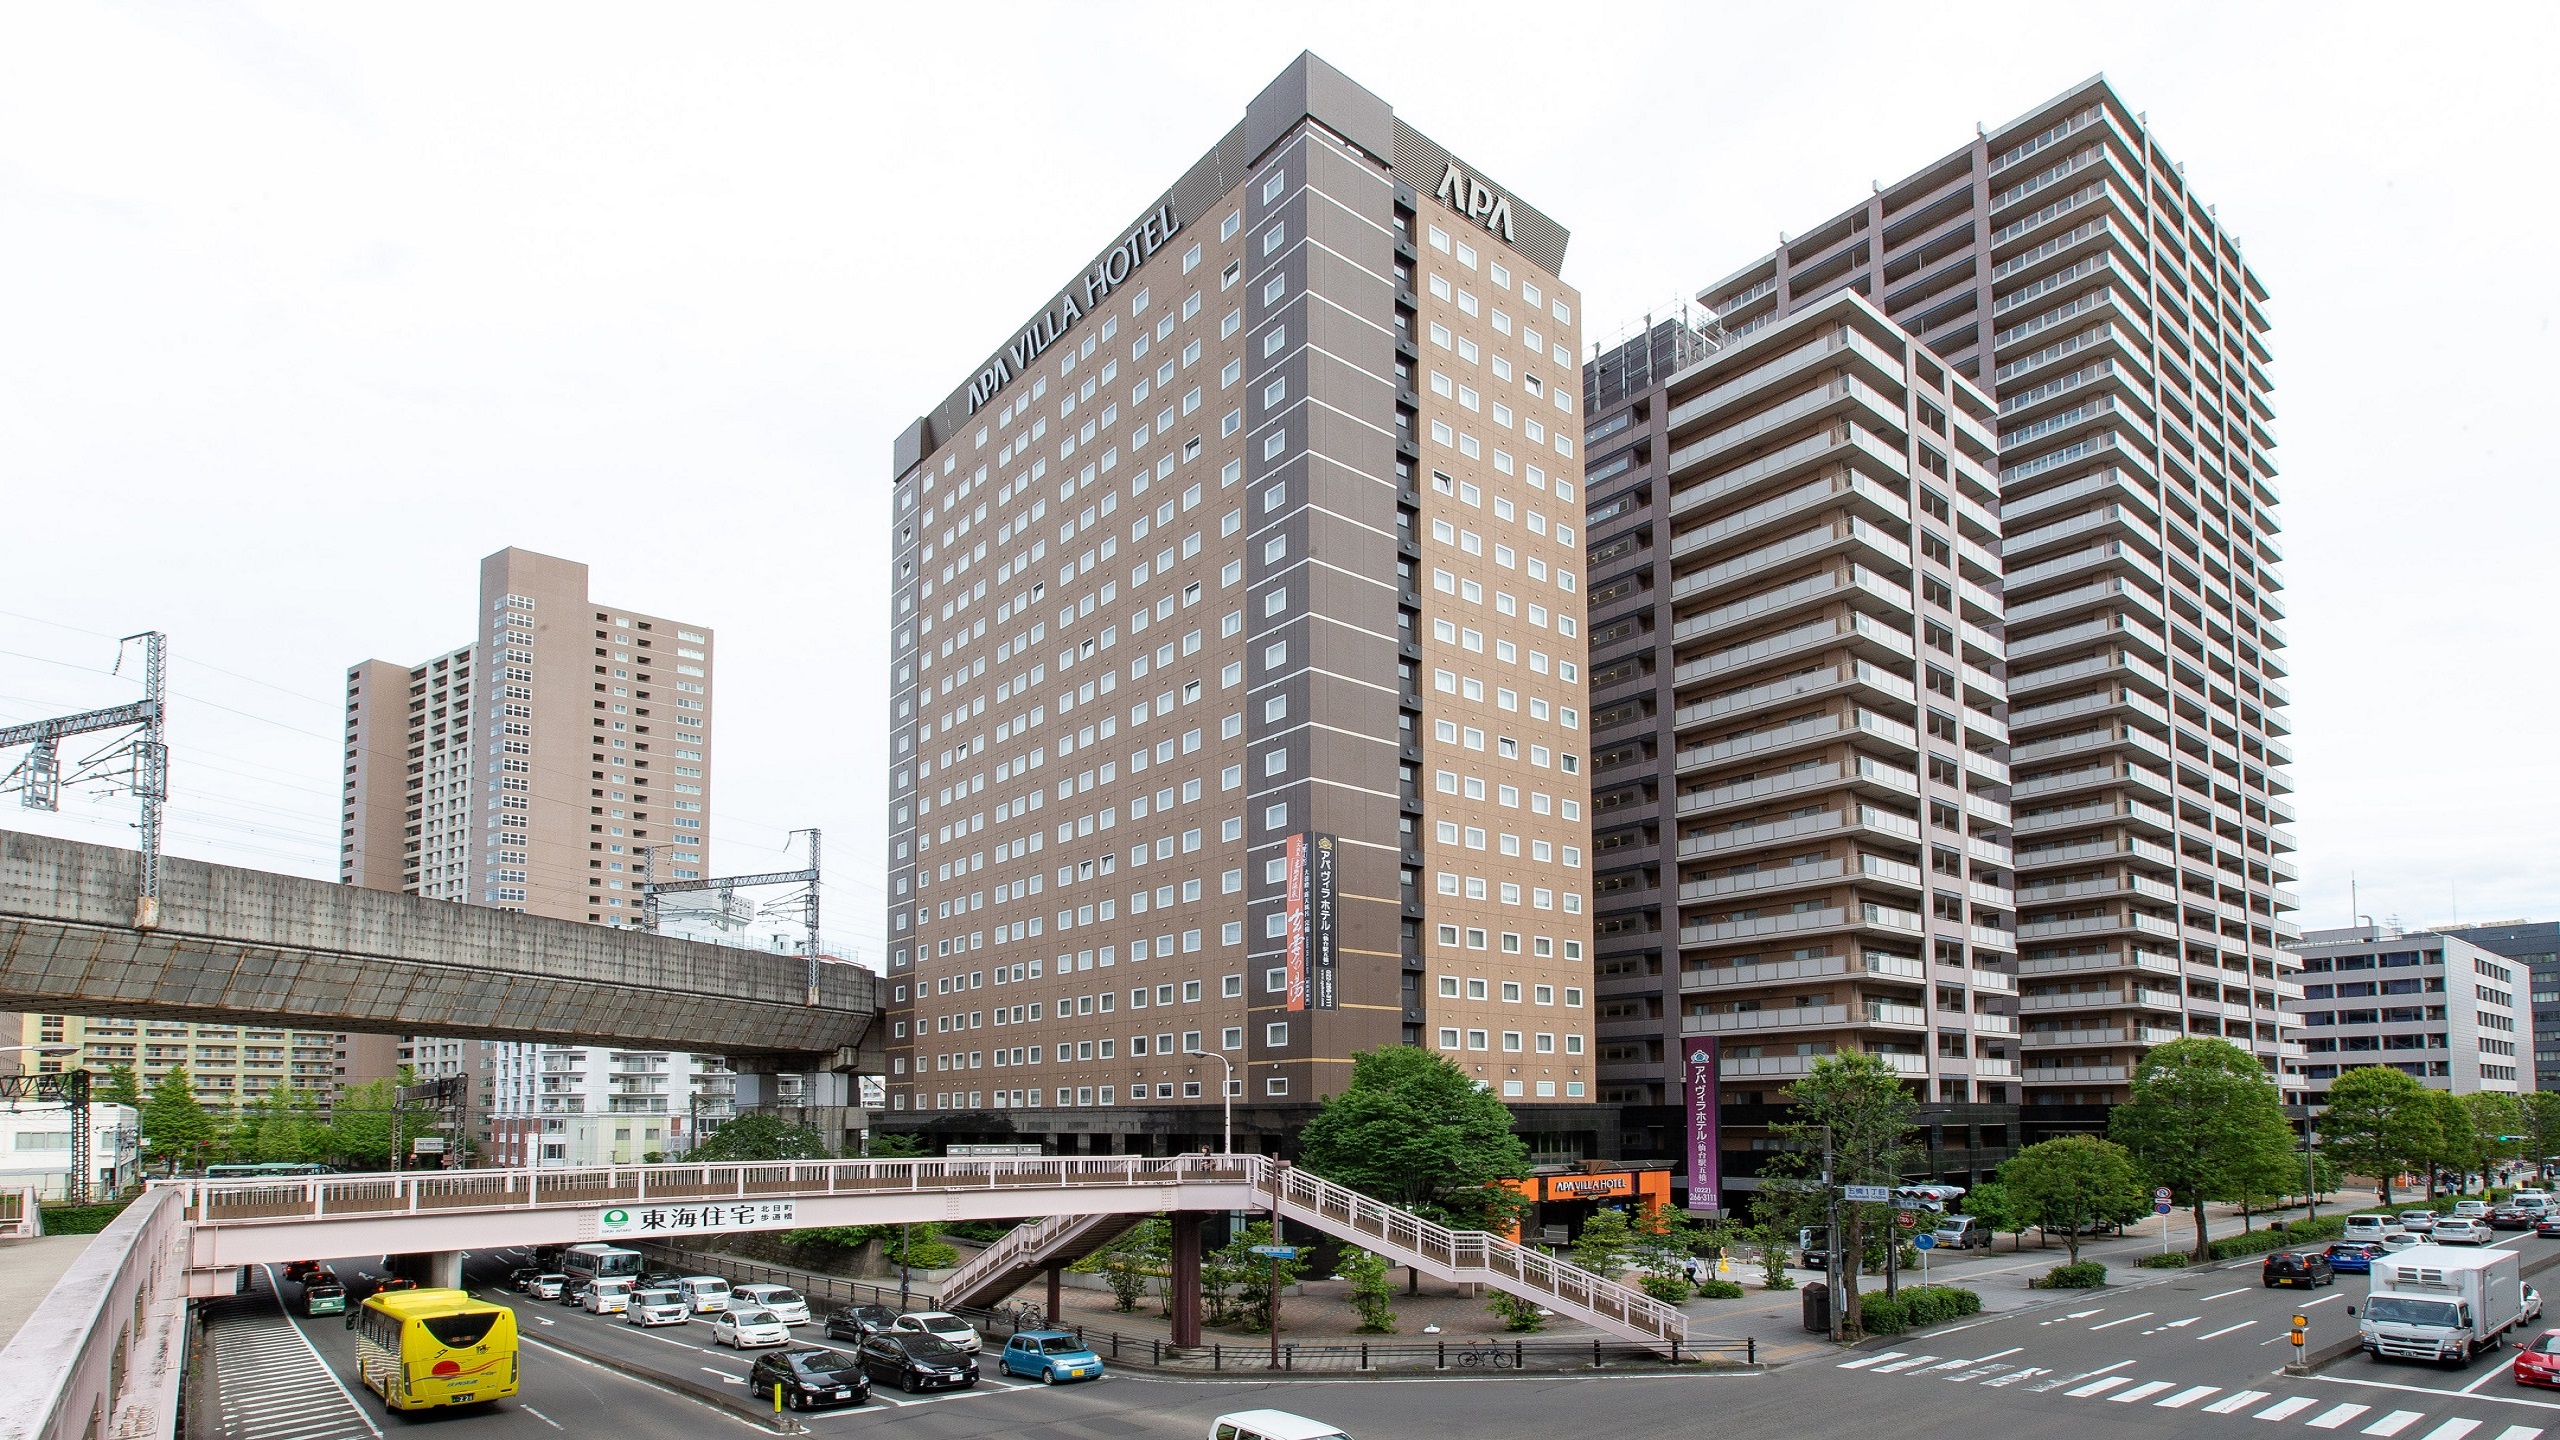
[2516,1329,2560,1387]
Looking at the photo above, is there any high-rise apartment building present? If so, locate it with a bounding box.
[2437,922,2560,1090]
[2285,926,2532,1101]
[15,1013,358,1105]
[342,547,733,1161]
[884,54,1600,1153]
[1696,77,2301,1116]
[1577,295,2018,1203]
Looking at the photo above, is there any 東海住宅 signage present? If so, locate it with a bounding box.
[597,1201,798,1238]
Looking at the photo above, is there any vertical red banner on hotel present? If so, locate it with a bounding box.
[1684,1039,1721,1215]
[1283,833,1309,1012]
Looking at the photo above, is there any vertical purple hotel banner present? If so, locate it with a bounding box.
[1684,1039,1720,1214]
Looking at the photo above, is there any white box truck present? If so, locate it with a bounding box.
[2351,1245,2525,1365]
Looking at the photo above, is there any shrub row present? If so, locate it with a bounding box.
[1857,1285,1982,1335]
[2207,1215,2345,1261]
[37,1201,133,1236]
[1696,1278,1746,1299]
[2137,1252,2191,1269]
[2033,1261,2108,1289]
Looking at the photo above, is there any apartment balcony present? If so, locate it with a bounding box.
[2018,948,2181,983]
[1678,901,1926,952]
[1670,610,1914,696]
[1667,516,1912,610]
[1971,1012,2020,1037]
[1682,1000,1932,1037]
[2023,1025,2184,1049]
[1971,1058,2021,1079]
[1969,924,2018,957]
[1673,756,1916,823]
[2016,910,2182,944]
[1722,1050,1930,1080]
[1681,949,1925,992]
[2019,985,2183,1014]
[2024,1064,2129,1084]
[1967,969,2019,996]
[2018,871,2179,907]
[1675,803,1921,863]
[1668,467,1910,567]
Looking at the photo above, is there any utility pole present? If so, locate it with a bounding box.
[1268,1160,1286,1369]
[1824,1124,1842,1343]
[1,631,168,928]
[640,829,824,1003]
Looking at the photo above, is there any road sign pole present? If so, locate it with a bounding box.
[2287,1313,2309,1375]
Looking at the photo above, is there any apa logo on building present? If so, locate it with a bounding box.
[1434,161,1515,243]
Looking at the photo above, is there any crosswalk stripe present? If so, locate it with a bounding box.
[2417,1422,2481,1440]
[2158,1386,2222,1408]
[2259,1397,2321,1421]
[2206,1390,2271,1414]
[2110,1381,2177,1403]
[2487,1429,2545,1440]
[1870,1355,1940,1373]
[1838,1351,1907,1369]
[2309,1405,2374,1430]
[2364,1414,2427,1437]
[2068,1376,2136,1398]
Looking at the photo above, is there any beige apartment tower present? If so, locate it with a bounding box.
[341,547,727,1161]
[885,54,1601,1154]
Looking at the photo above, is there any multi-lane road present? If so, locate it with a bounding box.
[205,1229,2560,1440]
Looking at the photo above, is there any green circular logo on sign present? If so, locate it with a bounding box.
[604,1209,629,1225]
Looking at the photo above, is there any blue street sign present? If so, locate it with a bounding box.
[1913,1234,1937,1251]
[1251,1245,1299,1259]
[2154,1201,2173,1214]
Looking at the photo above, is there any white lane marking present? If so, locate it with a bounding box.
[2045,1308,2106,1326]
[1838,1351,1908,1370]
[2363,1414,2426,1436]
[2203,1321,2258,1340]
[2029,1359,2133,1392]
[2464,1364,2519,1395]
[517,1406,565,1431]
[2067,1376,2137,1397]
[1869,1354,1940,1373]
[2158,1385,2222,1408]
[2304,1293,2347,1308]
[2416,1422,2481,1440]
[2091,1312,2155,1331]
[255,1266,384,1440]
[2207,1390,2272,1413]
[2490,1429,2547,1440]
[1919,1348,2021,1371]
[1940,1364,2013,1383]
[2110,1381,2177,1403]
[2315,1376,2560,1412]
[1981,1368,2051,1388]
[2260,1397,2322,1420]
[2143,1316,2203,1334]
[702,1367,744,1384]
[2201,1288,2251,1301]
[2309,1404,2375,1429]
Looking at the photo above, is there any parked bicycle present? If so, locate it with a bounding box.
[1454,1344,1515,1370]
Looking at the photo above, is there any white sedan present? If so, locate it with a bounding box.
[893,1311,984,1354]
[711,1308,794,1349]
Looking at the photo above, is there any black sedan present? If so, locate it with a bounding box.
[749,1348,869,1411]
[858,1332,978,1393]
[2492,1208,2538,1231]
[826,1303,899,1341]
[2263,1249,2334,1288]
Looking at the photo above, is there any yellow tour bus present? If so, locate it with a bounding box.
[352,1287,519,1410]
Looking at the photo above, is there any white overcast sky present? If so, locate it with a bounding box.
[3,1,2553,960]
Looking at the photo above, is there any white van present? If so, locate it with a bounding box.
[1212,1412,1355,1440]
[677,1275,733,1314]
[2345,1213,2407,1244]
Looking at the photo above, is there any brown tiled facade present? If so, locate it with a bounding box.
[884,54,1597,1150]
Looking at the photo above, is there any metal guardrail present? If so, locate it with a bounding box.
[0,1187,187,1440]
[163,1153,1256,1223]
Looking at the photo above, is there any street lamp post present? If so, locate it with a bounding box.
[1183,1048,1234,1154]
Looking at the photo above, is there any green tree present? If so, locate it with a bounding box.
[1999,1135,2147,1267]
[1958,1179,2023,1251]
[2524,1092,2560,1176]
[1764,1052,1918,1336]
[96,1064,143,1108]
[2460,1092,2529,1191]
[2423,1089,2482,1199]
[325,1077,398,1168]
[1338,1246,1398,1333]
[688,1113,833,1162]
[1213,1221,1305,1333]
[1570,1208,1636,1277]
[141,1065,217,1172]
[2108,1037,2301,1260]
[1297,1047,1530,1290]
[1071,1216,1167,1312]
[862,1130,930,1158]
[2320,1065,2441,1204]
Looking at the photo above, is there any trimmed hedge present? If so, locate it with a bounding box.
[1696,1279,1746,1299]
[38,1201,134,1235]
[1857,1285,1982,1335]
[2137,1252,2191,1269]
[2034,1262,2108,1289]
[2208,1215,2345,1261]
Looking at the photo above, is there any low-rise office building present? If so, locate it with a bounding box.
[2435,922,2560,1091]
[2283,925,2531,1101]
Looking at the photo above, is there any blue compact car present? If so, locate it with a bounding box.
[2324,1241,2382,1273]
[999,1330,1104,1384]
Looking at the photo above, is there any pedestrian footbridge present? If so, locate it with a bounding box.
[164,1154,1688,1350]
